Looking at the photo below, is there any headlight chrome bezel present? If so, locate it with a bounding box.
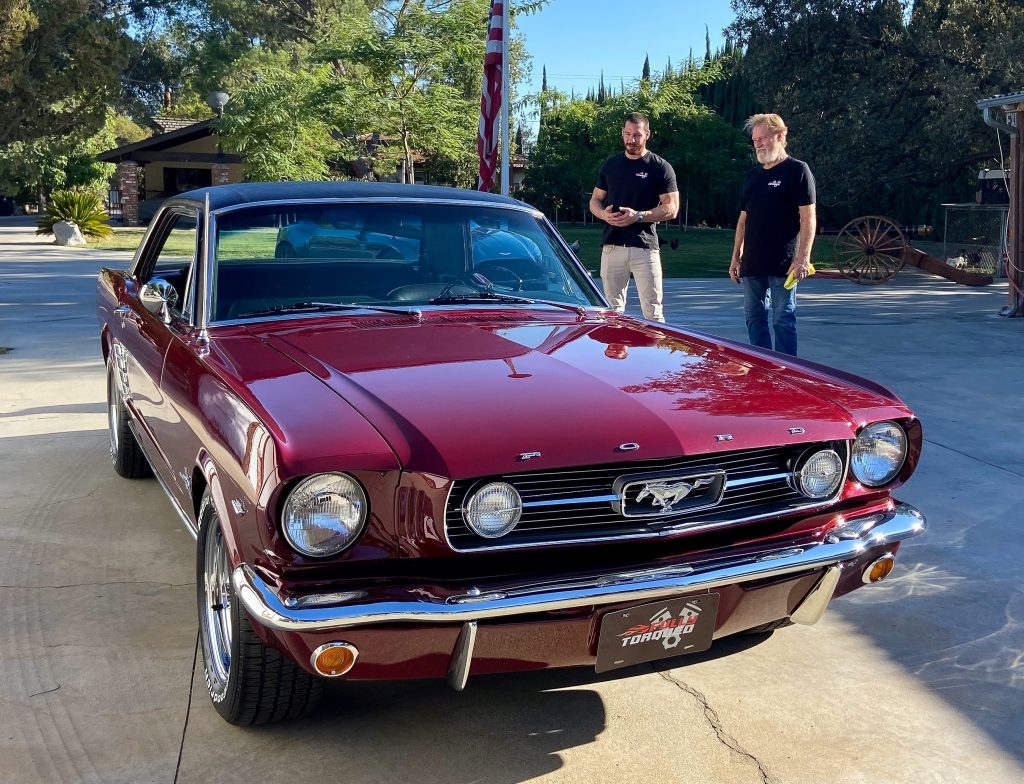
[462,481,523,539]
[281,472,369,558]
[852,421,909,487]
[794,447,845,499]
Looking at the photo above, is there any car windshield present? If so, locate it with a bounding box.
[211,202,601,321]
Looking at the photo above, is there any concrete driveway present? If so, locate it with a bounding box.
[2,216,1022,784]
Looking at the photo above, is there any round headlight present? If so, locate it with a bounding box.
[463,481,522,538]
[282,473,368,557]
[796,449,844,499]
[852,421,908,487]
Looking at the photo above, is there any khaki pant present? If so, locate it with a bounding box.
[600,245,664,322]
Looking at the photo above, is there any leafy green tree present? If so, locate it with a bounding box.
[216,50,343,181]
[320,0,490,184]
[523,62,749,226]
[0,110,147,203]
[728,0,1024,225]
[0,0,133,146]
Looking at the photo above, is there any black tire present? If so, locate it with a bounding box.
[196,493,323,725]
[107,359,151,478]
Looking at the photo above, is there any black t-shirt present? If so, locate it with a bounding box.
[739,156,816,276]
[596,152,678,250]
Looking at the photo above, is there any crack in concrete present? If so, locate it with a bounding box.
[659,670,778,784]
[924,437,1024,478]
[29,684,61,698]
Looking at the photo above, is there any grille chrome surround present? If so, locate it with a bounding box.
[444,442,850,552]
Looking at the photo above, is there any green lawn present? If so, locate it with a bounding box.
[92,224,840,277]
[554,223,839,277]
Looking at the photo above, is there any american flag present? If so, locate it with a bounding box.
[477,1,504,192]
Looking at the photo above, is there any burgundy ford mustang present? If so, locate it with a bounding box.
[96,182,925,724]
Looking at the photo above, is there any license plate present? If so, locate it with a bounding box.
[595,593,719,673]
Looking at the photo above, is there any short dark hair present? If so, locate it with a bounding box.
[624,112,650,129]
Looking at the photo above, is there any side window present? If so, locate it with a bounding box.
[143,211,199,321]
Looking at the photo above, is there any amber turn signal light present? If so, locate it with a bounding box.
[311,642,359,677]
[862,554,896,584]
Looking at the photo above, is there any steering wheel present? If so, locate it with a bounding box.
[473,262,524,290]
[475,260,548,290]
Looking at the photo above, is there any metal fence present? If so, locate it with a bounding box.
[106,189,123,221]
[942,203,1009,277]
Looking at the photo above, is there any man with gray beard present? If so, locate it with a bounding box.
[728,113,816,356]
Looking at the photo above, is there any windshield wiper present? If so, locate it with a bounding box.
[237,301,421,318]
[429,291,589,318]
[429,291,536,305]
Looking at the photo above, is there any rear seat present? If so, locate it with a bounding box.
[216,260,425,320]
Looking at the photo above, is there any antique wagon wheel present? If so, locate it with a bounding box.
[834,215,907,285]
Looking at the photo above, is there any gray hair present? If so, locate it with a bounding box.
[744,113,789,145]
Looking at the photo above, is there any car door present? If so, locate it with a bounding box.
[114,207,199,493]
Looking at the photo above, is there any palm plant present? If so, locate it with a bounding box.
[36,189,113,240]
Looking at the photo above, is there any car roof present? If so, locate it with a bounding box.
[172,181,530,211]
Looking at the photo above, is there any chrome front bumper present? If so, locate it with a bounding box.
[234,502,925,635]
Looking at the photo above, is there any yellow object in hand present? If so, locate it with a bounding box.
[784,263,816,290]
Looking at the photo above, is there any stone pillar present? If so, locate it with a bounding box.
[212,163,231,186]
[116,161,140,226]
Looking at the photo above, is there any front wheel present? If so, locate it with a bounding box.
[196,492,323,724]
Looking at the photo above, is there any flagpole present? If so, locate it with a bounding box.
[499,0,510,197]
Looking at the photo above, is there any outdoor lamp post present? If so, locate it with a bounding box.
[205,91,230,118]
[205,91,231,162]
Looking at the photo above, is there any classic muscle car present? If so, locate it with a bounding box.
[96,182,926,725]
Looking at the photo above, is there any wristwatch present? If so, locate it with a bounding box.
[636,211,645,223]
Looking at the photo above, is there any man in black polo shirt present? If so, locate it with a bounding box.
[729,113,816,356]
[589,113,679,322]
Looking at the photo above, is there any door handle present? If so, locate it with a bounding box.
[115,305,131,318]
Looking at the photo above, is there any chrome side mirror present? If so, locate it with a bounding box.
[140,277,179,323]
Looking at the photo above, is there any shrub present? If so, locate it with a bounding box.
[36,189,113,240]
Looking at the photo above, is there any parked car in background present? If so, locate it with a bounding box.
[96,182,926,725]
[0,195,17,216]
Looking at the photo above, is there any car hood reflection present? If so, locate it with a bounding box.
[260,316,879,478]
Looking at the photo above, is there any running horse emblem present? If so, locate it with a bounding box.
[636,477,714,512]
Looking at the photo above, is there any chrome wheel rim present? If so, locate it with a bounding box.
[202,523,233,695]
[107,373,119,460]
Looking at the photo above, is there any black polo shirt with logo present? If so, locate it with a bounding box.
[596,151,678,250]
[739,156,816,277]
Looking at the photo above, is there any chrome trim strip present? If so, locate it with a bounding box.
[789,565,841,625]
[233,502,925,633]
[446,621,478,692]
[522,493,619,508]
[725,472,792,489]
[209,196,543,219]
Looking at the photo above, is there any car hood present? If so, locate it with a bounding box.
[257,314,908,478]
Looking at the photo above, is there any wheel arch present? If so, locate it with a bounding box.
[194,452,246,569]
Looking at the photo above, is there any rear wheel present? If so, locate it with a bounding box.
[196,492,323,724]
[107,358,151,478]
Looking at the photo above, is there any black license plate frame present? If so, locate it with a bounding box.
[595,593,720,673]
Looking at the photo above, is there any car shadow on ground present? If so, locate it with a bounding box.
[178,631,771,783]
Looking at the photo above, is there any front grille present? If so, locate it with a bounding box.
[445,442,849,551]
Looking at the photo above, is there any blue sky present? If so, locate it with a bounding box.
[515,0,737,99]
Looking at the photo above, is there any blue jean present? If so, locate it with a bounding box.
[742,276,798,355]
